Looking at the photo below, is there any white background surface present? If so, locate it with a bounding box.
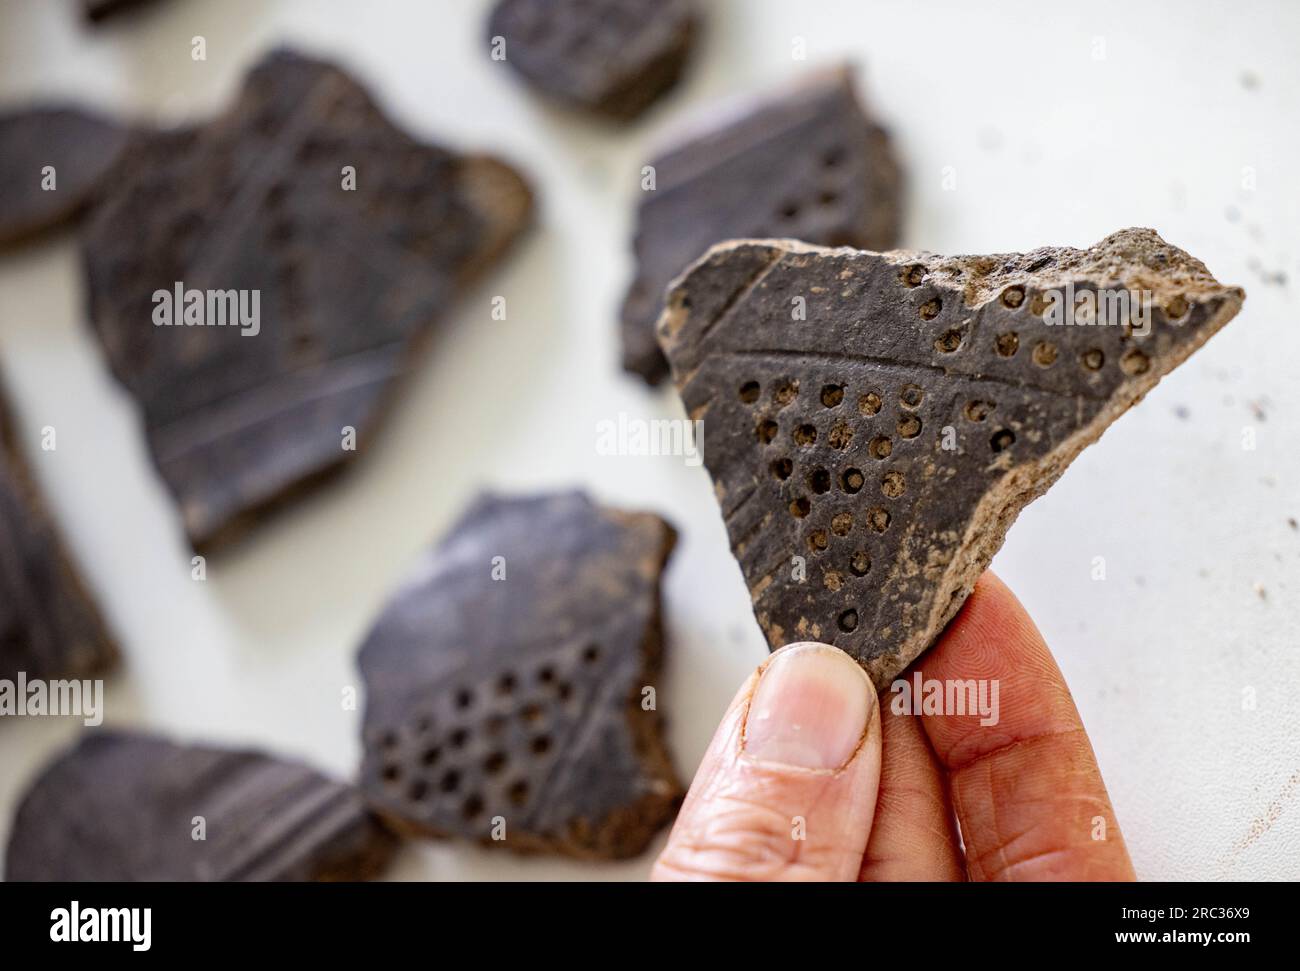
[0,0,1296,881]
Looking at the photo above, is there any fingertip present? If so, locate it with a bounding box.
[744,642,879,772]
[915,570,1136,881]
[653,641,884,881]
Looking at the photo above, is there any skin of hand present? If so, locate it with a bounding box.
[651,571,1136,881]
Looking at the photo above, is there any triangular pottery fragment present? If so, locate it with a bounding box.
[658,228,1244,688]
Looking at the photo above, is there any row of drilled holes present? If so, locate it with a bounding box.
[902,270,1156,374]
[373,645,605,817]
[740,379,924,413]
[446,644,600,713]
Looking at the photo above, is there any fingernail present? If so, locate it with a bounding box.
[742,643,874,770]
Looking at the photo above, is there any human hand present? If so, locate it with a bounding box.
[651,571,1136,881]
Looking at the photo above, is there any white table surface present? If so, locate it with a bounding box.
[1,0,1296,881]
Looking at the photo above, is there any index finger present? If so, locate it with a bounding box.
[912,571,1135,880]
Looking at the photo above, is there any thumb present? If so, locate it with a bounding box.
[652,642,882,881]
